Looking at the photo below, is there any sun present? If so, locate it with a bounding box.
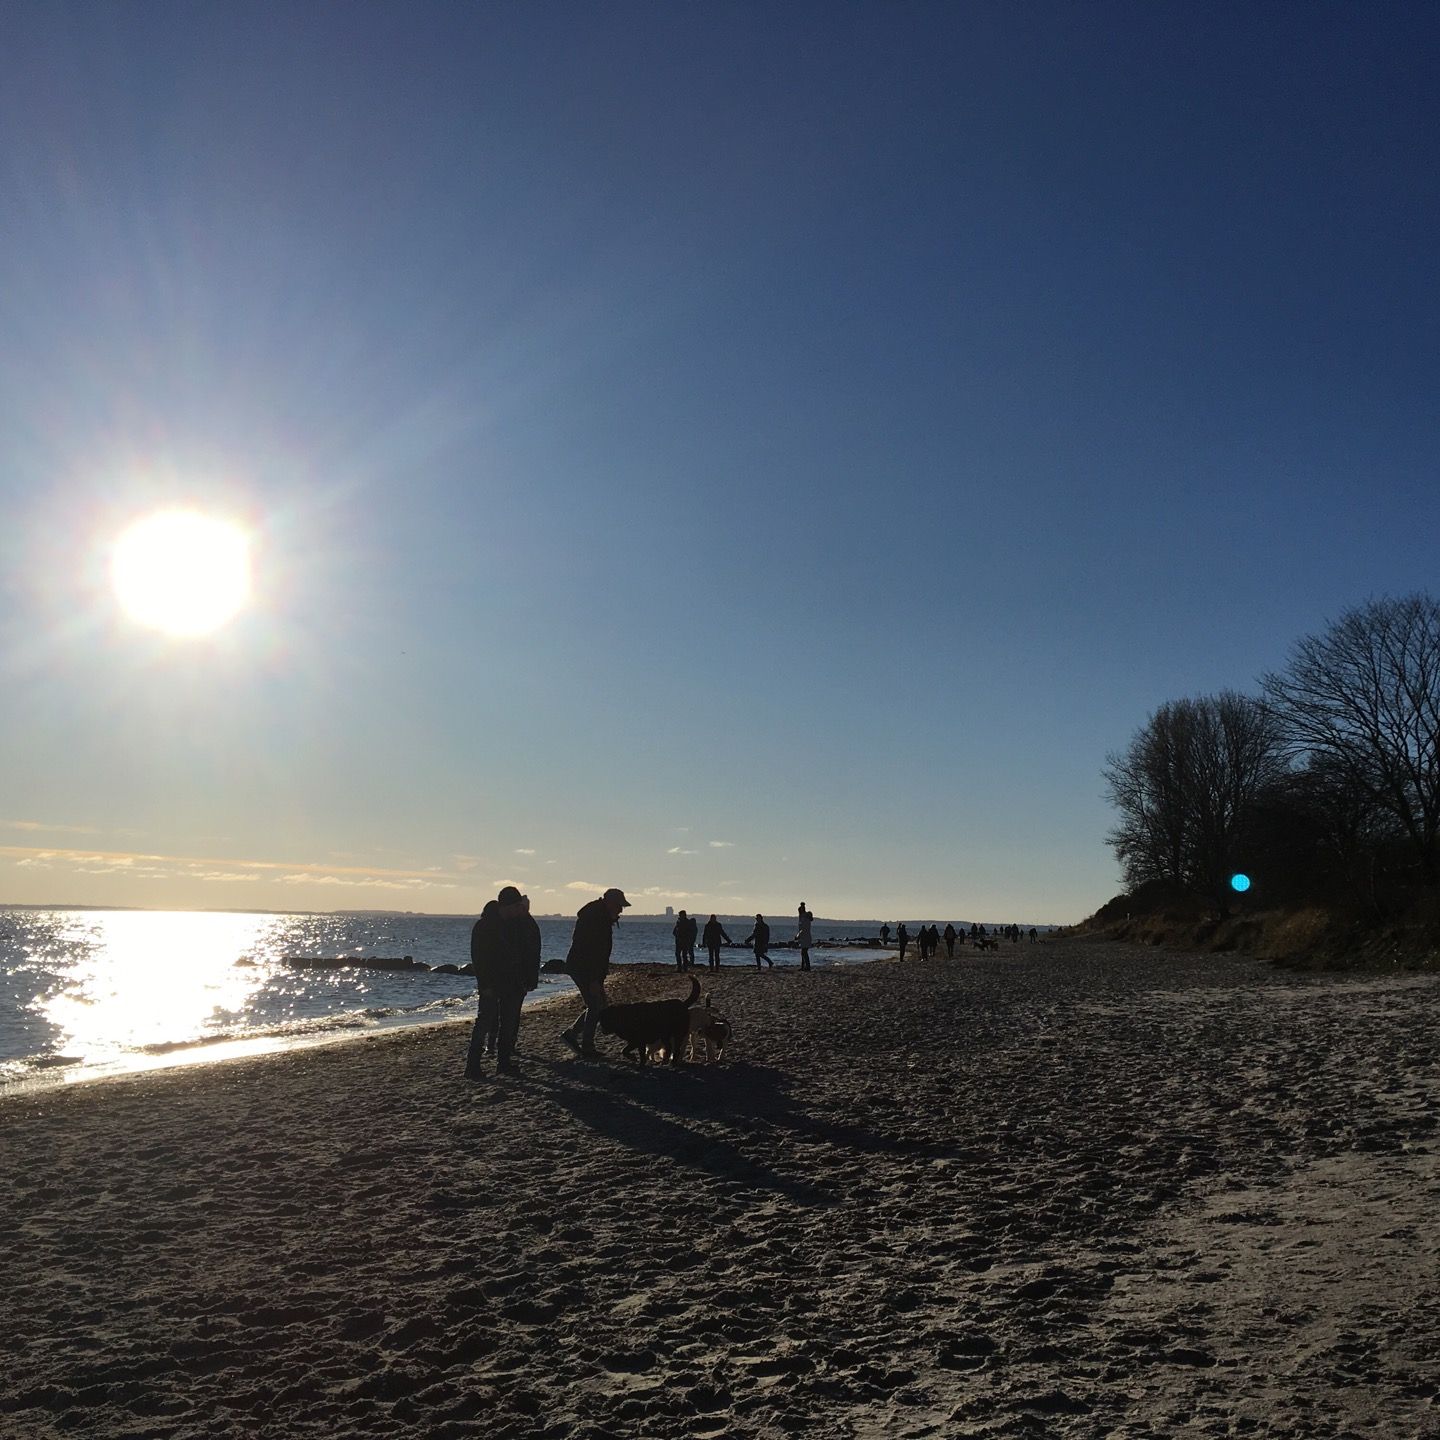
[112,511,252,636]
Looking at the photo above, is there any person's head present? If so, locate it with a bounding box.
[497,884,529,916]
[678,909,687,919]
[708,914,717,923]
[602,887,631,920]
[755,913,764,922]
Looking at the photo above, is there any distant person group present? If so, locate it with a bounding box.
[672,903,814,971]
[895,921,1037,960]
[464,885,1041,1078]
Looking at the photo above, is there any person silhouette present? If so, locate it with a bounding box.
[744,914,773,969]
[672,909,697,970]
[560,887,631,1058]
[702,914,731,970]
[796,902,814,971]
[465,886,541,1079]
[897,922,909,961]
[943,922,957,958]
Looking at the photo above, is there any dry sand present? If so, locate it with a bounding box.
[2,939,1436,1439]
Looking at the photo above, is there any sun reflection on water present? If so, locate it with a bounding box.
[39,911,277,1064]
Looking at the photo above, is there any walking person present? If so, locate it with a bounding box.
[795,902,814,971]
[672,909,697,970]
[943,922,957,958]
[465,886,542,1079]
[880,923,891,946]
[702,913,731,970]
[744,913,773,969]
[896,921,909,961]
[560,887,631,1058]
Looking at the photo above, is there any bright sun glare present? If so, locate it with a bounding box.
[112,511,252,636]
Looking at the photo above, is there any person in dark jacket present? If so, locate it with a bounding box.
[560,887,630,1057]
[743,914,773,969]
[465,886,542,1079]
[896,922,909,961]
[795,902,814,971]
[943,922,958,958]
[672,910,698,970]
[701,914,731,970]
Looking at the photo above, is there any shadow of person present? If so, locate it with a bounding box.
[521,1057,835,1207]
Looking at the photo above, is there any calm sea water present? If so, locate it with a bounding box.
[0,909,890,1087]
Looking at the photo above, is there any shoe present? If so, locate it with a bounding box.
[464,1070,487,1082]
[561,1032,582,1056]
[579,1045,603,1060]
[496,1060,515,1075]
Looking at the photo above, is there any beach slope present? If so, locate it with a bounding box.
[2,940,1436,1438]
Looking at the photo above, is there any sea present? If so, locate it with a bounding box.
[0,908,894,1089]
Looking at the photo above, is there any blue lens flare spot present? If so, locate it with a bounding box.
[1230,873,1251,893]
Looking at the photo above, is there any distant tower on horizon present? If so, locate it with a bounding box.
[665,905,674,918]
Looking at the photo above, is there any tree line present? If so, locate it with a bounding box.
[1103,594,1440,916]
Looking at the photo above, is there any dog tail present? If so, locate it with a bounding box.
[684,975,700,1006]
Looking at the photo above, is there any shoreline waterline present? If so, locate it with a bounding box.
[0,952,887,1095]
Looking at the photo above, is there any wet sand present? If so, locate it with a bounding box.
[2,939,1436,1438]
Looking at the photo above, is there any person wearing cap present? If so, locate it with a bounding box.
[560,887,630,1057]
[466,885,542,1079]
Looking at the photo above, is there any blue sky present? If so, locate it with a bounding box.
[2,2,1436,920]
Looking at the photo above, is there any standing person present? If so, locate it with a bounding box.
[466,886,542,1079]
[896,922,909,961]
[702,914,731,970]
[744,913,773,969]
[928,923,941,958]
[943,922,957,958]
[672,909,695,970]
[560,887,631,1058]
[880,922,891,946]
[466,900,502,1078]
[795,902,814,971]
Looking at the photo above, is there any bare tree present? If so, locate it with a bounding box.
[1262,594,1440,885]
[1103,692,1286,912]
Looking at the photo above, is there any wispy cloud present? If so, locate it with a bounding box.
[3,818,103,835]
[565,880,605,893]
[708,840,734,848]
[667,846,697,855]
[0,844,463,890]
[514,848,536,856]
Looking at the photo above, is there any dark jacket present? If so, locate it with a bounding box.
[744,920,770,952]
[565,898,615,983]
[471,902,542,993]
[701,919,731,948]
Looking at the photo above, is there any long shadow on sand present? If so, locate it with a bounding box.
[521,1054,934,1205]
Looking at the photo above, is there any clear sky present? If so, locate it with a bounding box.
[2,2,1436,922]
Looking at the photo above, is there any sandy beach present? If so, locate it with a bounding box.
[3,938,1436,1439]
